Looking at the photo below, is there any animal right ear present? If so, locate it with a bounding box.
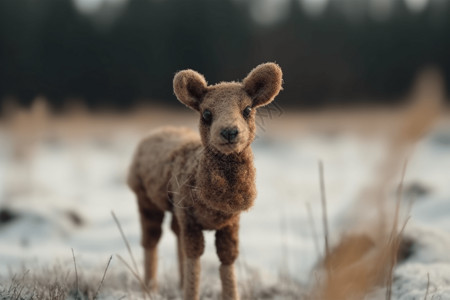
[243,63,283,108]
[173,69,208,111]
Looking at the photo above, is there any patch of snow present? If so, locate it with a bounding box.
[0,122,449,298]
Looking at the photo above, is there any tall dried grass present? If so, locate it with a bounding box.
[0,258,114,300]
[312,67,445,300]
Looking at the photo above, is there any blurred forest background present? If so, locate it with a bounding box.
[1,0,449,111]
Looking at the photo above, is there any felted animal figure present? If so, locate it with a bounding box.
[127,63,283,300]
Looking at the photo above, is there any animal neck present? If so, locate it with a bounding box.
[202,145,253,166]
[196,145,256,214]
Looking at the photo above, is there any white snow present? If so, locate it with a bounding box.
[0,112,449,299]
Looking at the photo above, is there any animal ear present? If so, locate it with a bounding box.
[173,69,208,111]
[243,63,283,108]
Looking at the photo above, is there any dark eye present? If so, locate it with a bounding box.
[243,106,252,118]
[202,109,212,124]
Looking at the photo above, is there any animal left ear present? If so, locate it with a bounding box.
[243,62,283,108]
[173,69,208,111]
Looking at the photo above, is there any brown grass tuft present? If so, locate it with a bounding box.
[312,67,445,300]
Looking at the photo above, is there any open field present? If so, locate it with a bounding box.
[1,100,450,299]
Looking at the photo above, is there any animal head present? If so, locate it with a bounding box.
[173,63,283,155]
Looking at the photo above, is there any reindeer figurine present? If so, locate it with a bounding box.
[127,63,283,300]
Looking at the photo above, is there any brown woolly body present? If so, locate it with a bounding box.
[127,63,283,300]
[128,126,256,231]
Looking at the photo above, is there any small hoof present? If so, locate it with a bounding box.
[145,279,158,293]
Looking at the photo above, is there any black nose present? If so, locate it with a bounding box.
[220,127,239,142]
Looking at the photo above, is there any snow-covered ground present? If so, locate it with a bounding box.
[0,109,449,299]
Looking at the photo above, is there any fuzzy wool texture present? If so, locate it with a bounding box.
[219,264,239,300]
[183,258,201,300]
[128,63,283,299]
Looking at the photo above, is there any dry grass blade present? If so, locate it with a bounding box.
[112,211,152,300]
[318,161,330,270]
[386,160,409,300]
[306,202,321,258]
[71,248,80,297]
[386,216,411,300]
[390,160,409,246]
[424,273,430,300]
[11,271,28,300]
[111,211,140,276]
[93,255,113,299]
[116,254,151,299]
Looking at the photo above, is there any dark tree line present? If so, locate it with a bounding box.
[0,0,449,110]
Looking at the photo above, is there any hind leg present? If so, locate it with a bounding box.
[137,192,165,290]
[171,214,184,288]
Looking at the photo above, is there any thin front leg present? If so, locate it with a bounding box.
[144,247,158,290]
[181,218,205,300]
[184,257,201,299]
[219,264,238,300]
[216,220,240,300]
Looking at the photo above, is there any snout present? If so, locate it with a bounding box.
[210,120,249,154]
[220,127,239,143]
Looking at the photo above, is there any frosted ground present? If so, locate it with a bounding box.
[0,108,449,299]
